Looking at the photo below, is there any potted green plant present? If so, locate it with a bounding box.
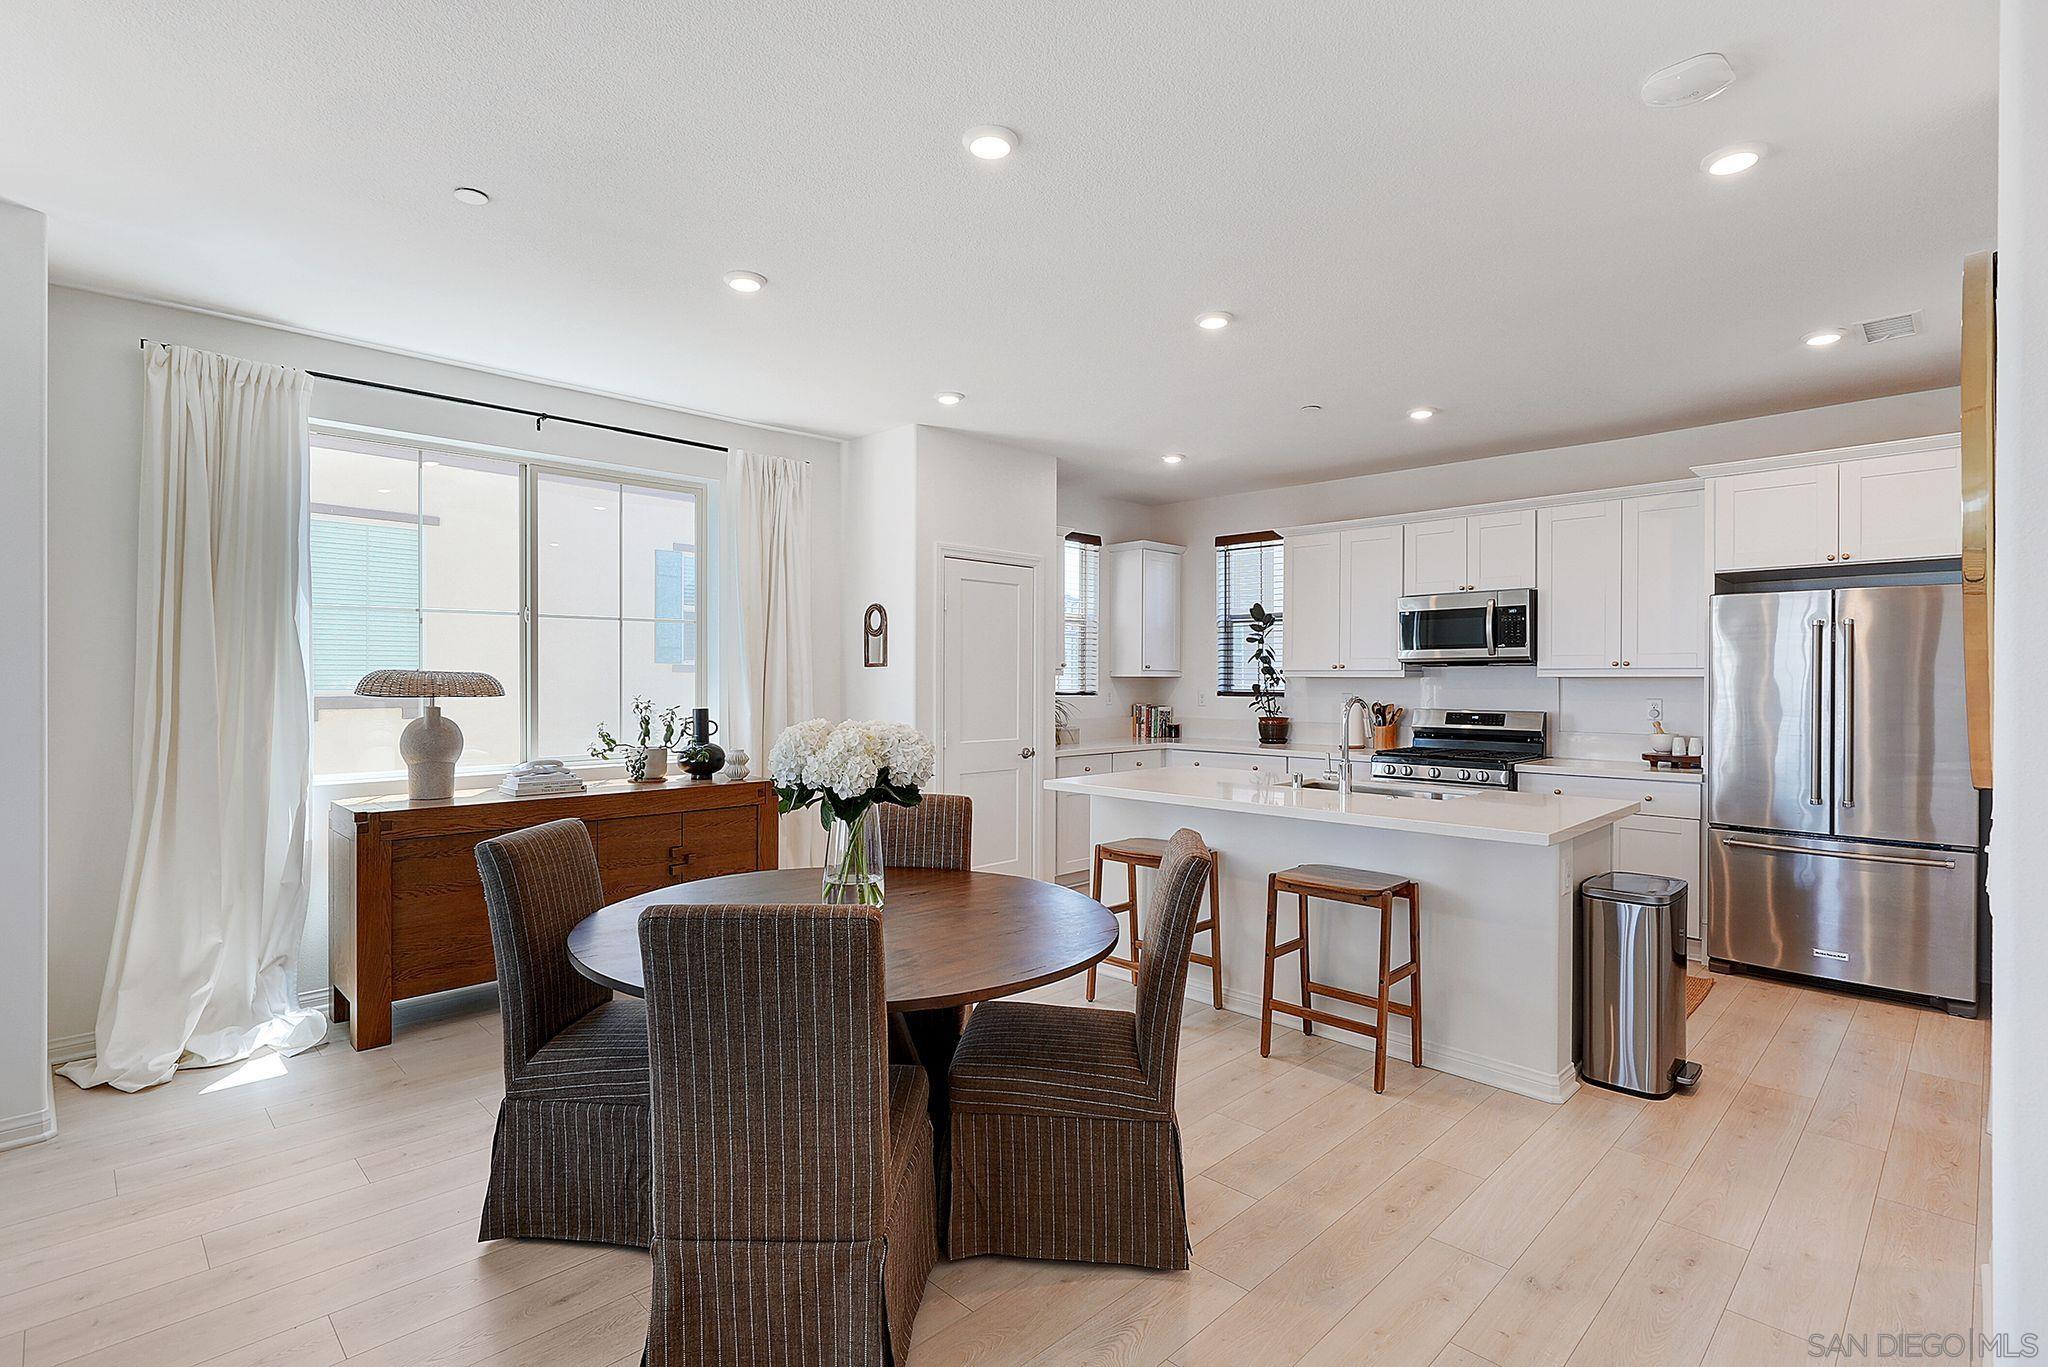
[1246,601,1290,745]
[590,697,683,781]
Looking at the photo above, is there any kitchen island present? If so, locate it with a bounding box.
[1044,766,1639,1102]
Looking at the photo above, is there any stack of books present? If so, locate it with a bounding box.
[498,759,587,798]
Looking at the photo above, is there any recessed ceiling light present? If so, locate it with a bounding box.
[934,391,965,406]
[1408,407,1437,422]
[376,487,393,494]
[452,186,490,206]
[1162,453,1186,465]
[1804,329,1845,348]
[962,125,1019,159]
[1703,144,1764,177]
[723,271,767,293]
[1300,404,1323,413]
[1195,311,1234,331]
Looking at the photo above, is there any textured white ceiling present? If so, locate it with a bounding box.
[1,1,1995,501]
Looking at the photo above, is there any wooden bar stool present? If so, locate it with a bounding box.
[1085,836,1224,1008]
[1261,863,1421,1092]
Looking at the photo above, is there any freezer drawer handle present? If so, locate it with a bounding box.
[1721,837,1956,871]
[1812,948,1851,962]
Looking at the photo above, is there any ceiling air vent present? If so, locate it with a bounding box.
[1860,312,1921,344]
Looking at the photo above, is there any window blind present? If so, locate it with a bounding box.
[1215,533,1284,695]
[1059,533,1101,696]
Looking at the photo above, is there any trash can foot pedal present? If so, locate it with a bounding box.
[1671,1060,1702,1091]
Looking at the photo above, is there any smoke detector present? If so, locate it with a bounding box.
[1640,53,1737,109]
[1859,312,1922,344]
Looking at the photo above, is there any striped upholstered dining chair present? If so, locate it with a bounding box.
[944,828,1214,1270]
[876,791,973,871]
[639,901,939,1366]
[474,818,651,1247]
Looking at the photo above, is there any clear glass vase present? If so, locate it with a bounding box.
[822,808,885,906]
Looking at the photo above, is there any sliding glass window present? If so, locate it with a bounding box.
[309,430,705,780]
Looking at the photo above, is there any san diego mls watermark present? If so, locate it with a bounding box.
[1806,1331,2040,1360]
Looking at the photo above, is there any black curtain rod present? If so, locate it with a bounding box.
[139,338,730,454]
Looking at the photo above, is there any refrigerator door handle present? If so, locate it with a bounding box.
[1720,837,1957,871]
[1809,618,1827,806]
[1841,618,1856,809]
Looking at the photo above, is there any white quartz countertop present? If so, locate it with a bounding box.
[1045,765,1638,847]
[1518,756,1704,784]
[1055,737,1342,761]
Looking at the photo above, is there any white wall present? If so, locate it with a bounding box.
[1991,0,2045,1334]
[0,201,52,1147]
[43,286,845,1057]
[1126,387,1961,755]
[839,425,920,724]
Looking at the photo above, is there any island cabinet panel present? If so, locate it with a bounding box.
[329,778,779,1048]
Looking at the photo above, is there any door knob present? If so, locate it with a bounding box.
[1019,746,1036,759]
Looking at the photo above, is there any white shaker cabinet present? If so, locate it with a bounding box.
[1613,815,1704,941]
[1620,490,1708,672]
[1339,524,1406,672]
[1402,517,1470,595]
[1536,500,1624,672]
[1538,491,1705,676]
[1711,465,1841,571]
[1278,526,1405,676]
[1403,510,1535,594]
[1838,448,1963,563]
[1280,532,1341,673]
[1105,541,1183,677]
[1468,509,1539,590]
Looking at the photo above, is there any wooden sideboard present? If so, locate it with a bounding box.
[329,777,780,1048]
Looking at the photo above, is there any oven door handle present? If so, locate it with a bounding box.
[1720,837,1956,871]
[1485,598,1497,657]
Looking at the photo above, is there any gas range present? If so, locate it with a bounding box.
[1368,709,1547,790]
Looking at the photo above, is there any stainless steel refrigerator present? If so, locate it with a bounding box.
[1707,584,1982,1009]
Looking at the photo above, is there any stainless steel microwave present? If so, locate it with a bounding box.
[1397,588,1537,665]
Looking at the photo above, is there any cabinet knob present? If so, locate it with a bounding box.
[1643,795,1653,803]
[1842,553,1854,560]
[1826,553,1837,561]
[1611,661,1620,668]
[1623,660,1632,667]
[1554,788,1564,796]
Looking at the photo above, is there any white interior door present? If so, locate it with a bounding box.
[941,555,1040,876]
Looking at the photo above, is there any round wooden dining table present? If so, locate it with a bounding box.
[567,866,1120,1237]
[565,866,1120,1009]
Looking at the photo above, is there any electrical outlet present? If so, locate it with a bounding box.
[1646,697,1664,725]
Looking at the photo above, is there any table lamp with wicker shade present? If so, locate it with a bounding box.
[355,669,505,799]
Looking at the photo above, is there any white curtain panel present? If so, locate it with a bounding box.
[60,346,324,1092]
[728,449,819,865]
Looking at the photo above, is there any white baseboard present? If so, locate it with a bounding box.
[47,989,332,1069]
[47,1030,95,1067]
[0,1105,56,1151]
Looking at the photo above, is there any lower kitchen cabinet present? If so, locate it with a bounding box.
[1534,772,1704,943]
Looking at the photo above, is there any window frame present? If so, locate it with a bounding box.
[1057,531,1102,697]
[309,423,712,781]
[1215,531,1284,698]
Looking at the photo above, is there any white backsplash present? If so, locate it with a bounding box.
[1162,667,1705,758]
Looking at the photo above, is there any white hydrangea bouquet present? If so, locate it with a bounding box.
[769,718,937,904]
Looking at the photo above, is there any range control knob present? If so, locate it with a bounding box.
[1457,769,1473,781]
[1427,766,1442,779]
[1397,764,1414,776]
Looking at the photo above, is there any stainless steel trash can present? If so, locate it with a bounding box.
[1577,872,1700,1099]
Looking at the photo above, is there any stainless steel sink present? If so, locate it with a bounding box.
[1295,779,1453,800]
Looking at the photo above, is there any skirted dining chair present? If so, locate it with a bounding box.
[474,818,652,1247]
[945,827,1214,1270]
[876,792,972,871]
[640,901,938,1366]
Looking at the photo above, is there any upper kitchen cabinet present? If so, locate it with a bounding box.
[1105,540,1183,677]
[1279,524,1406,676]
[1403,510,1536,594]
[1538,489,1705,676]
[1838,447,1965,563]
[1702,437,1961,572]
